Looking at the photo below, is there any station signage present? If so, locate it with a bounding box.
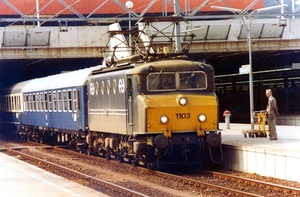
[239,64,250,74]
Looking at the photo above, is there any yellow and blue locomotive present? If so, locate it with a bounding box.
[87,58,222,168]
[85,17,222,168]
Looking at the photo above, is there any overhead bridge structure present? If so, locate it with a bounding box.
[1,0,300,60]
[0,16,300,60]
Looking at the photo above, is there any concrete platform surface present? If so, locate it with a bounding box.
[220,123,300,182]
[0,152,109,197]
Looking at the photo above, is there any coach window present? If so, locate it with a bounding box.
[16,96,20,111]
[44,93,48,111]
[58,91,62,111]
[11,96,13,111]
[68,90,72,111]
[36,93,40,111]
[62,90,67,112]
[13,96,16,111]
[29,94,32,111]
[17,95,21,111]
[48,92,52,111]
[10,96,14,111]
[11,96,14,111]
[23,95,26,111]
[16,96,19,111]
[33,94,37,111]
[15,96,18,111]
[53,91,57,111]
[73,90,77,112]
[8,96,11,111]
[7,97,10,111]
[7,96,10,111]
[6,96,9,111]
[40,93,44,111]
[77,90,80,111]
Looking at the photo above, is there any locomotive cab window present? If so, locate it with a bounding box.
[147,72,175,91]
[179,71,207,90]
[147,71,207,91]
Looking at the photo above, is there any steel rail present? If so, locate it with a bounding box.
[4,148,149,197]
[205,170,300,195]
[48,145,262,196]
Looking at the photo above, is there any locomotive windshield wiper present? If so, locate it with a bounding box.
[185,71,195,84]
[150,70,163,88]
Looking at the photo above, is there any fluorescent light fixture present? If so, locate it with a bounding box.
[210,6,242,13]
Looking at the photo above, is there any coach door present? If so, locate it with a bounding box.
[73,89,81,129]
[126,77,134,135]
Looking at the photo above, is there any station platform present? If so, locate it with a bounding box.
[220,123,300,182]
[0,152,109,197]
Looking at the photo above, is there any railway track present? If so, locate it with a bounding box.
[47,145,300,196]
[1,140,300,196]
[2,147,149,197]
[203,170,300,196]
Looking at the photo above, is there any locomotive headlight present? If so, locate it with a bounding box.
[198,114,207,122]
[179,97,187,106]
[176,95,187,106]
[160,115,169,124]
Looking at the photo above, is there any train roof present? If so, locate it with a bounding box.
[22,66,102,93]
[4,80,31,95]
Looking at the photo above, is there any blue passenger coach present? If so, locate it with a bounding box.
[0,81,27,130]
[19,67,99,143]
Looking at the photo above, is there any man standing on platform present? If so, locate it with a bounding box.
[266,89,279,140]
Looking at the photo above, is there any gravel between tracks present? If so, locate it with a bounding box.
[1,134,300,197]
[19,146,300,197]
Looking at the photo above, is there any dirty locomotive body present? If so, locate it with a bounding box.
[87,59,222,168]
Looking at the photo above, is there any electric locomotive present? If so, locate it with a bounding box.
[85,17,222,168]
[87,59,222,168]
